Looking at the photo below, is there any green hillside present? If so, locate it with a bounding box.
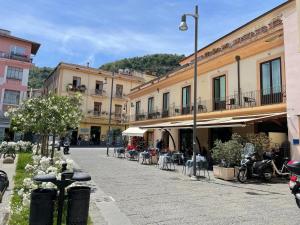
[100,54,185,77]
[28,66,53,89]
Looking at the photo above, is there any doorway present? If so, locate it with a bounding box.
[209,128,232,149]
[90,126,101,145]
[179,129,193,156]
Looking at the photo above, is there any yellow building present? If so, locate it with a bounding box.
[127,1,300,159]
[44,62,154,145]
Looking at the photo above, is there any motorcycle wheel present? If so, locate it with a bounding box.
[296,198,300,208]
[237,169,247,183]
[263,167,273,182]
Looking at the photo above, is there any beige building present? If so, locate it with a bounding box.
[127,1,300,159]
[44,62,154,145]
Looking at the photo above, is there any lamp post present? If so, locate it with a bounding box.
[179,5,199,180]
[106,71,114,156]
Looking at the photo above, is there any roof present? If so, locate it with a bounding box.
[45,62,147,83]
[180,0,293,64]
[0,32,40,55]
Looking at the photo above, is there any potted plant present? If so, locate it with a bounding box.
[212,134,243,181]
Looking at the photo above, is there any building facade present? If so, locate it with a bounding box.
[127,0,300,159]
[0,29,40,140]
[44,62,154,145]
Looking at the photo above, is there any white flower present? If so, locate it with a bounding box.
[4,112,9,117]
[25,164,35,173]
[66,159,74,171]
[18,188,24,196]
[22,193,31,207]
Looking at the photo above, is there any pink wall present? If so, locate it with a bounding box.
[283,8,300,160]
[0,36,31,56]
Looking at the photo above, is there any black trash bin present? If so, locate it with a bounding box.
[67,186,91,225]
[29,188,57,225]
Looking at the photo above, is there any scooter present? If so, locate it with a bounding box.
[63,140,70,155]
[286,160,300,208]
[237,151,273,183]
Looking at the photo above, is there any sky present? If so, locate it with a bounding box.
[0,0,287,68]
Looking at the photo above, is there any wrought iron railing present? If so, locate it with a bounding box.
[130,86,286,122]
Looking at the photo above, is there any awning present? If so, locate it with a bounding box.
[122,127,147,137]
[140,112,286,129]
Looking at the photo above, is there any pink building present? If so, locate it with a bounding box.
[0,29,40,140]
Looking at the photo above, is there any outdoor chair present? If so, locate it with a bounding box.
[126,150,138,161]
[196,160,210,179]
[140,151,151,165]
[113,147,124,158]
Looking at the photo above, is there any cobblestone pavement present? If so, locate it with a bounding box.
[69,148,300,225]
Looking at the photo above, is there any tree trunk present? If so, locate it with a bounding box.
[50,133,56,163]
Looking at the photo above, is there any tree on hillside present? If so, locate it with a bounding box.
[28,66,53,89]
[100,54,185,77]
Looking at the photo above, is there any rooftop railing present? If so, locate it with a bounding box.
[130,86,286,122]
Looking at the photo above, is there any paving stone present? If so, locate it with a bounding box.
[69,148,300,225]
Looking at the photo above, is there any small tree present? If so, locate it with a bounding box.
[245,133,271,159]
[212,134,243,167]
[7,93,83,156]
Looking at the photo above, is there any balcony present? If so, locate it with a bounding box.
[86,111,129,123]
[130,86,286,122]
[0,51,32,63]
[66,84,87,93]
[90,89,107,97]
[113,93,127,100]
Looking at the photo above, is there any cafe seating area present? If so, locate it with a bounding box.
[112,145,210,179]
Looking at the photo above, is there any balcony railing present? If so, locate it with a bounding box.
[130,86,286,122]
[66,84,87,93]
[87,111,129,123]
[90,89,107,97]
[0,51,32,63]
[113,93,127,99]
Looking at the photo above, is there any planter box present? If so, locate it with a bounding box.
[213,166,235,181]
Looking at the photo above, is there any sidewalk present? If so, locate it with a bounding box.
[0,156,17,225]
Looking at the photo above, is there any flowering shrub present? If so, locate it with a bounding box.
[15,150,74,209]
[0,141,33,154]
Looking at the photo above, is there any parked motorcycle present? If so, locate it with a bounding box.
[286,160,300,208]
[237,151,273,183]
[63,140,70,155]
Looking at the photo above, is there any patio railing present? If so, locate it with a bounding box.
[130,86,286,122]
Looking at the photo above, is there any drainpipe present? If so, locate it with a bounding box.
[235,55,241,105]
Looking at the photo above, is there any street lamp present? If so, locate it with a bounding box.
[106,71,114,156]
[179,5,199,180]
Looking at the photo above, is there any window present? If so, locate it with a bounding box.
[148,97,154,113]
[116,84,123,97]
[182,86,191,114]
[6,66,23,80]
[136,101,141,115]
[72,76,81,87]
[10,46,26,56]
[3,90,20,105]
[162,92,169,117]
[213,75,226,110]
[94,102,102,112]
[95,81,103,94]
[115,104,122,118]
[260,58,282,104]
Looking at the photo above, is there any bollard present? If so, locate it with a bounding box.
[29,188,57,225]
[67,186,91,225]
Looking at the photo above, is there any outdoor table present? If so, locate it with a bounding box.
[172,153,184,165]
[158,154,175,170]
[185,155,207,176]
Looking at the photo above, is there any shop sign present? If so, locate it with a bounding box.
[79,128,90,134]
[193,17,283,63]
